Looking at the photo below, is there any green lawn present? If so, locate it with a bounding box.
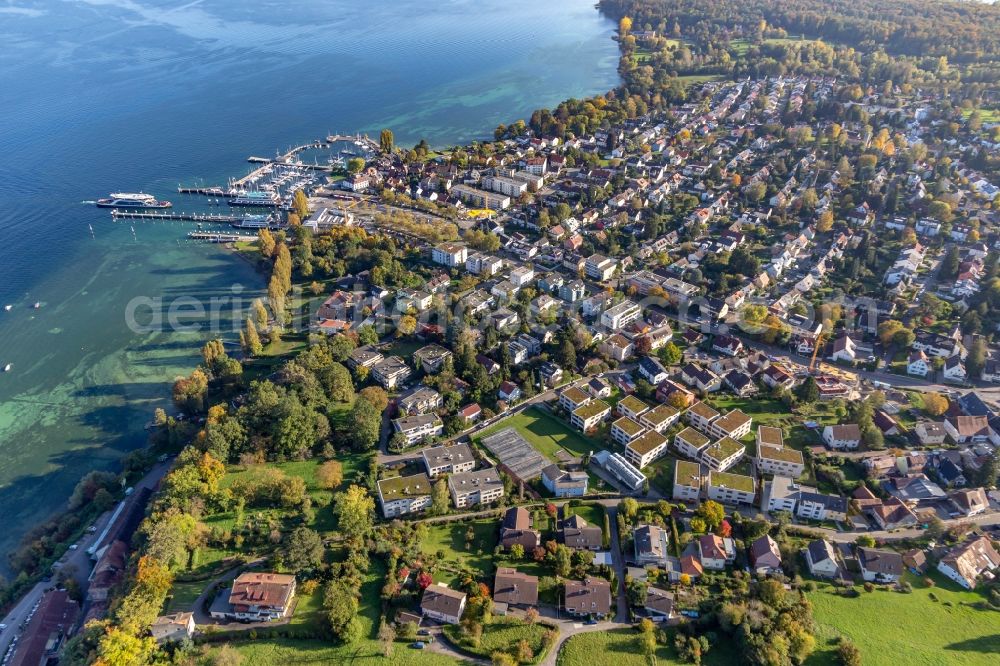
[805,572,1000,665]
[563,502,604,530]
[209,562,455,666]
[558,628,738,666]
[164,580,205,613]
[423,518,500,586]
[647,456,676,496]
[444,617,553,662]
[475,406,600,461]
[220,459,339,533]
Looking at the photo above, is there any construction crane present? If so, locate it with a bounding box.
[808,327,825,374]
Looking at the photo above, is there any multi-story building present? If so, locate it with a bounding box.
[617,395,650,421]
[450,184,511,210]
[570,400,611,432]
[706,409,752,440]
[413,344,453,374]
[397,386,443,415]
[706,470,755,505]
[625,430,668,469]
[431,242,468,267]
[585,254,617,281]
[422,443,476,477]
[756,435,805,478]
[483,174,528,198]
[686,401,720,430]
[673,460,703,502]
[610,416,646,446]
[377,473,433,518]
[701,437,746,472]
[600,300,642,330]
[392,413,444,446]
[639,404,680,433]
[466,253,503,276]
[559,386,592,413]
[674,427,711,460]
[371,355,411,389]
[448,467,504,508]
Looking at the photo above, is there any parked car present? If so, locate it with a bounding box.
[411,641,426,650]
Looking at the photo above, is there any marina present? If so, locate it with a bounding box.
[110,210,245,223]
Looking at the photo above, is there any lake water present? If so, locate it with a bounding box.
[0,0,618,565]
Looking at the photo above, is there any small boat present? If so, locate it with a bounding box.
[3,305,11,312]
[3,364,11,372]
[33,302,41,309]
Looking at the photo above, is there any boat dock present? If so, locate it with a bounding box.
[110,210,242,223]
[187,231,256,243]
[177,186,226,195]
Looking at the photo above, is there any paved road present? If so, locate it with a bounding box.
[819,510,1000,544]
[603,505,630,623]
[0,460,171,659]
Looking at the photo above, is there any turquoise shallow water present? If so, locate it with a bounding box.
[0,0,618,566]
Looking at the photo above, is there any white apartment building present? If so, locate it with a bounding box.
[449,467,504,508]
[600,300,642,330]
[422,443,476,477]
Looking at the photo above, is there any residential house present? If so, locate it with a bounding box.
[805,540,841,579]
[639,404,680,433]
[915,422,947,446]
[564,577,612,618]
[421,584,467,624]
[674,427,712,460]
[680,364,722,392]
[698,534,735,570]
[950,488,989,517]
[541,464,589,497]
[498,381,522,403]
[224,573,296,621]
[499,507,541,550]
[644,587,675,621]
[397,386,442,415]
[858,547,905,583]
[943,415,992,443]
[431,242,468,268]
[493,568,538,608]
[823,424,861,450]
[634,524,670,567]
[749,535,783,575]
[600,334,634,362]
[936,536,1000,589]
[638,356,669,385]
[869,497,919,530]
[907,351,930,377]
[701,437,746,472]
[559,515,603,550]
[601,300,642,330]
[151,613,195,644]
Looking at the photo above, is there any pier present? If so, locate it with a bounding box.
[110,210,242,223]
[187,231,256,243]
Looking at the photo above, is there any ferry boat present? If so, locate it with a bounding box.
[227,191,280,207]
[96,192,172,209]
[231,214,274,229]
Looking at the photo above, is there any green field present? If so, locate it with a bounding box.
[211,563,456,666]
[443,617,553,662]
[164,580,205,613]
[475,406,600,460]
[558,628,738,666]
[423,518,500,586]
[563,502,604,530]
[805,573,1000,665]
